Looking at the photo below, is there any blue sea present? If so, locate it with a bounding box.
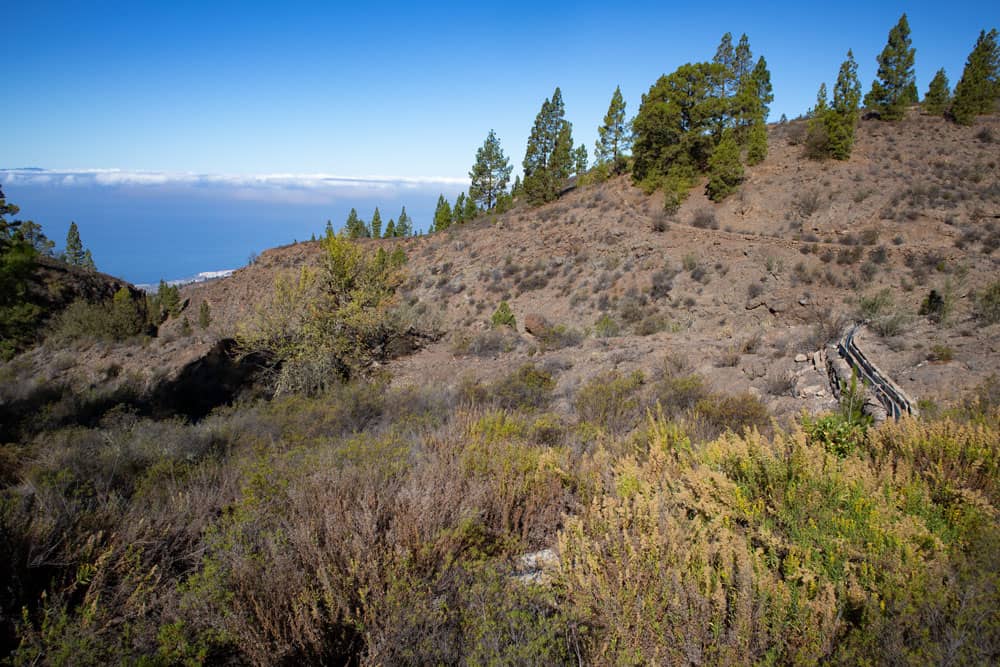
[1,169,465,284]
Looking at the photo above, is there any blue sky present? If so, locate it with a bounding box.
[1,2,997,283]
[6,1,997,177]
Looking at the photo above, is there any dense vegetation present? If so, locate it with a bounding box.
[1,346,997,664]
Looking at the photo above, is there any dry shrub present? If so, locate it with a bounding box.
[574,370,645,435]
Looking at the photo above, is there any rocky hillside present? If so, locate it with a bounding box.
[182,108,1000,417]
[4,109,998,422]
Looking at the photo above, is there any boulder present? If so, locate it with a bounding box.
[523,313,552,338]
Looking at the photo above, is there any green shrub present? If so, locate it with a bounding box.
[593,313,619,337]
[975,281,1000,324]
[692,392,769,439]
[490,300,516,329]
[52,288,145,342]
[490,363,557,411]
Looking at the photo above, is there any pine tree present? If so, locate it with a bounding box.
[826,50,863,159]
[864,14,917,121]
[384,219,396,238]
[64,222,86,266]
[325,220,333,237]
[370,207,382,239]
[463,194,478,221]
[923,69,951,116]
[511,175,522,198]
[742,56,773,164]
[805,83,831,158]
[951,29,1000,125]
[573,144,588,176]
[551,120,574,181]
[82,249,96,271]
[469,129,513,210]
[17,220,54,255]
[632,62,728,186]
[432,195,452,232]
[344,208,367,238]
[199,300,212,329]
[746,122,768,165]
[733,34,753,90]
[706,131,743,201]
[453,192,467,224]
[714,32,736,97]
[522,87,570,205]
[595,86,631,171]
[395,207,412,237]
[0,187,42,359]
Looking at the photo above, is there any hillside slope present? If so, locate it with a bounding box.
[183,108,1000,416]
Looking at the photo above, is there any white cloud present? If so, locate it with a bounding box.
[1,168,468,192]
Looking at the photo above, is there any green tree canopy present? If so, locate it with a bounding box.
[807,52,862,160]
[469,129,513,211]
[923,68,951,116]
[523,87,573,204]
[453,192,468,224]
[432,195,452,232]
[573,144,588,176]
[595,86,631,172]
[706,131,743,201]
[864,14,917,120]
[0,186,42,358]
[951,29,1000,125]
[17,220,55,255]
[395,207,412,237]
[632,61,729,185]
[370,207,382,239]
[64,221,86,266]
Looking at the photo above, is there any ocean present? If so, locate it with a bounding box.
[1,170,465,284]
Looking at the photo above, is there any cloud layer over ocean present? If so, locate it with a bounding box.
[1,168,469,205]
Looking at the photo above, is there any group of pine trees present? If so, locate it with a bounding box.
[630,32,773,208]
[431,191,480,232]
[333,17,997,238]
[338,205,415,239]
[0,187,102,357]
[804,15,999,161]
[804,51,863,160]
[521,87,589,205]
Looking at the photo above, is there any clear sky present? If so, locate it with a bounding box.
[6,1,998,179]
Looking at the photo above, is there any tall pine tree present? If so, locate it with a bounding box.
[951,29,1000,125]
[432,195,452,232]
[827,51,863,159]
[64,222,86,266]
[395,207,412,237]
[923,69,951,116]
[522,87,572,205]
[573,144,588,176]
[370,207,382,239]
[706,131,743,201]
[469,129,513,210]
[453,192,468,224]
[864,14,917,121]
[595,85,631,171]
[344,208,368,238]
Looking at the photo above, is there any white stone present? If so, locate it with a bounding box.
[794,353,808,362]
